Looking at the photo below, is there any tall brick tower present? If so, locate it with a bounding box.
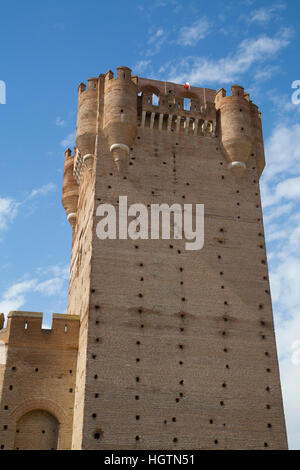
[62,67,287,450]
[0,67,287,450]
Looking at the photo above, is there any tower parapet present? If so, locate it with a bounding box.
[137,77,216,136]
[62,70,266,232]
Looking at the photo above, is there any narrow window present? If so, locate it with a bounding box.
[183,98,190,111]
[152,94,159,106]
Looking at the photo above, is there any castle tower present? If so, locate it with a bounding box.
[63,68,287,450]
[0,67,287,450]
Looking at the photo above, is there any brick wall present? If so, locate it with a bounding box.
[0,312,79,450]
[75,117,287,449]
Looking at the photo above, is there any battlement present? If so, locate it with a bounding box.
[78,77,99,96]
[62,67,266,229]
[137,77,216,136]
[78,68,136,99]
[215,84,259,113]
[0,311,80,350]
[105,66,135,85]
[137,77,216,103]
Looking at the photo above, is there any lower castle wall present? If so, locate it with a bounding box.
[0,311,79,450]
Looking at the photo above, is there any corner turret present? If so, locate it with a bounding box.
[76,78,98,171]
[103,67,137,170]
[62,148,79,230]
[215,85,264,177]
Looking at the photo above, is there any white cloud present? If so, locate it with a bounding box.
[55,117,66,127]
[137,1,182,17]
[262,176,300,209]
[27,182,56,199]
[248,4,286,24]
[266,239,300,449]
[0,265,69,321]
[60,131,76,148]
[0,280,37,315]
[263,203,293,225]
[276,177,300,200]
[177,18,210,46]
[270,255,300,310]
[148,28,164,44]
[261,123,300,193]
[164,29,292,85]
[34,264,69,296]
[0,198,19,233]
[34,278,65,296]
[36,265,69,279]
[254,65,280,82]
[267,89,300,117]
[0,183,57,239]
[146,28,168,56]
[134,60,151,74]
[259,111,300,448]
[268,250,300,450]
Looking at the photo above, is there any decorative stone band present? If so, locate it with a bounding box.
[83,153,94,172]
[110,143,130,156]
[227,161,246,170]
[73,151,83,184]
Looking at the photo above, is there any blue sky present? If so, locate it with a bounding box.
[0,0,300,449]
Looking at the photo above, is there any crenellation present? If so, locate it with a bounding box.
[78,82,86,94]
[4,312,80,349]
[137,80,217,136]
[87,77,99,90]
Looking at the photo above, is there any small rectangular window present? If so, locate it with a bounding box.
[183,98,191,111]
[152,94,159,106]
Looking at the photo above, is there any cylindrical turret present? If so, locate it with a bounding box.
[103,66,137,170]
[62,149,79,230]
[76,78,98,169]
[215,85,253,176]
